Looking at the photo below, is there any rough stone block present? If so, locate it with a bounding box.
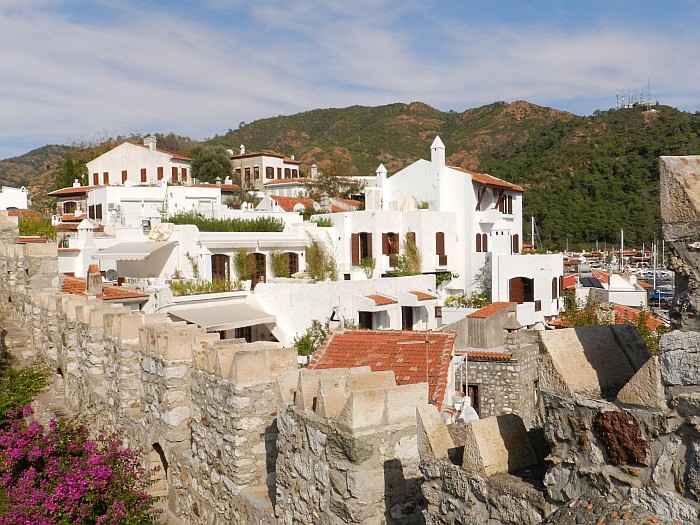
[416,404,454,460]
[295,368,350,410]
[337,388,386,433]
[347,370,396,391]
[268,347,297,377]
[659,331,700,386]
[114,314,143,342]
[616,356,667,409]
[276,370,300,404]
[316,379,349,418]
[539,325,648,398]
[25,242,57,257]
[159,325,198,361]
[462,414,537,476]
[386,382,428,427]
[229,348,270,386]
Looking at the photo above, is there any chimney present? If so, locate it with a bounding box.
[320,192,330,211]
[144,134,157,150]
[430,136,445,170]
[215,176,222,185]
[86,264,102,296]
[240,144,246,155]
[310,164,318,179]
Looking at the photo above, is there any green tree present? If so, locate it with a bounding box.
[305,160,364,201]
[191,145,231,183]
[306,237,338,281]
[53,153,80,190]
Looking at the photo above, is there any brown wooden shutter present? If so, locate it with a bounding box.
[382,233,389,255]
[436,232,445,255]
[351,233,359,266]
[483,234,488,252]
[182,168,187,181]
[476,234,481,252]
[512,234,519,253]
[509,278,524,304]
[92,173,98,185]
[157,167,164,180]
[140,168,147,182]
[121,170,127,184]
[366,233,373,259]
[103,172,109,184]
[172,167,178,183]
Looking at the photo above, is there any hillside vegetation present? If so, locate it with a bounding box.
[3,101,700,248]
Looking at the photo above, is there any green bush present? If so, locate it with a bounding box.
[0,364,51,426]
[168,212,284,232]
[233,249,254,280]
[312,216,333,227]
[169,278,243,296]
[293,320,329,356]
[306,237,337,281]
[269,251,288,278]
[18,216,56,242]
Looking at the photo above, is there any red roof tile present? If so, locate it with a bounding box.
[366,294,397,306]
[450,166,524,192]
[230,150,301,164]
[309,329,455,409]
[263,178,314,186]
[8,209,44,219]
[410,290,437,301]
[466,350,513,361]
[467,302,514,318]
[613,304,664,331]
[637,280,654,289]
[269,195,315,212]
[47,185,101,196]
[61,276,149,301]
[60,213,87,222]
[18,236,49,243]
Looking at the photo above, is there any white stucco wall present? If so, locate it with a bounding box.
[0,186,29,210]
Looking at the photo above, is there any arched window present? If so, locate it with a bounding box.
[482,233,488,252]
[476,233,482,253]
[211,254,230,282]
[552,277,558,299]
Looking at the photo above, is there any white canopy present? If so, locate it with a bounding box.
[93,241,176,261]
[168,303,276,331]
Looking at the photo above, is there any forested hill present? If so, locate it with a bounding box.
[211,101,700,249]
[4,101,700,248]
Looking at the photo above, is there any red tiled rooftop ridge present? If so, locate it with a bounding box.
[467,302,514,318]
[450,166,523,192]
[61,276,149,301]
[366,294,397,306]
[409,290,437,301]
[308,329,455,410]
[268,195,315,212]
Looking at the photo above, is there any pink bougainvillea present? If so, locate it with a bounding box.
[0,407,159,524]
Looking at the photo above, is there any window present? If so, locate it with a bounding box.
[95,204,103,220]
[509,277,534,304]
[506,195,513,214]
[88,205,95,219]
[498,194,505,213]
[284,167,291,178]
[172,167,179,183]
[292,169,298,177]
[63,201,77,214]
[402,306,414,331]
[235,326,252,343]
[140,168,147,183]
[103,172,109,185]
[358,311,373,329]
[436,232,446,265]
[253,166,260,179]
[92,173,98,185]
[552,277,558,299]
[211,254,230,282]
[512,234,520,254]
[286,253,299,276]
[467,384,480,417]
[252,253,266,289]
[266,167,274,179]
[382,232,399,266]
[245,167,251,181]
[351,232,373,266]
[122,170,127,184]
[559,276,564,297]
[181,168,187,182]
[476,233,488,252]
[277,167,282,179]
[157,167,164,180]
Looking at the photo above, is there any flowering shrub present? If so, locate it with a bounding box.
[0,408,159,524]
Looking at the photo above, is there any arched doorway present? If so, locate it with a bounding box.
[148,443,168,498]
[252,253,266,288]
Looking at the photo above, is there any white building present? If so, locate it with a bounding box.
[85,135,192,187]
[310,137,564,323]
[0,186,30,210]
[229,145,302,192]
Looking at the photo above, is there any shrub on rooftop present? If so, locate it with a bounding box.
[168,212,284,232]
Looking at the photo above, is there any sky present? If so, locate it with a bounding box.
[2,0,699,160]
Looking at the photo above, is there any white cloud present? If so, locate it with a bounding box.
[1,0,699,159]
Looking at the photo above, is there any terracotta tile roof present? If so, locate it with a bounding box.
[466,350,513,361]
[613,304,664,331]
[61,276,149,301]
[335,198,362,208]
[47,185,101,197]
[263,178,314,186]
[366,294,397,306]
[409,290,437,301]
[56,223,103,233]
[308,329,455,409]
[637,280,654,289]
[562,274,577,290]
[58,248,80,253]
[563,270,611,290]
[60,213,87,222]
[191,183,241,191]
[230,150,301,164]
[18,236,49,243]
[269,195,315,212]
[8,209,45,219]
[450,166,524,192]
[467,302,514,318]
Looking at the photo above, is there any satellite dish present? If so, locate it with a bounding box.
[105,268,118,282]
